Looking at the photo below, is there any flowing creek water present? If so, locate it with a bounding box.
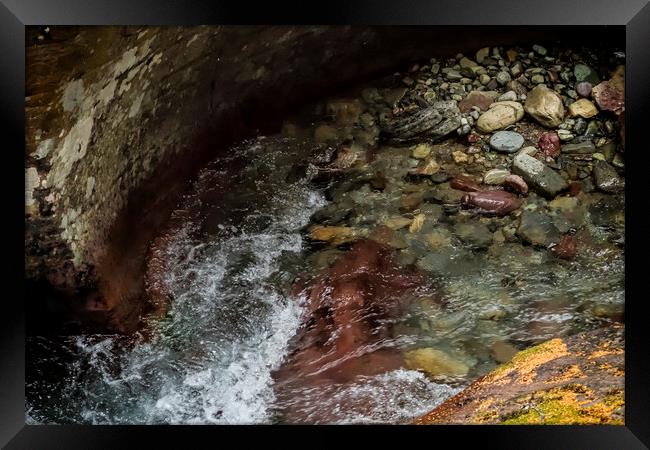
[26,43,625,424]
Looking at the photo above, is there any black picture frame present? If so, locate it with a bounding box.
[4,0,649,448]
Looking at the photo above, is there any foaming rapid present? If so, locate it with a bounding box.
[27,137,324,424]
[27,136,459,424]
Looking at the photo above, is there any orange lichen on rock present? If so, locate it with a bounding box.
[413,325,624,425]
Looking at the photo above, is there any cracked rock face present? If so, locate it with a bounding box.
[380,100,462,144]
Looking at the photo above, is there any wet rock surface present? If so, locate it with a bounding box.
[414,325,624,425]
[512,153,568,198]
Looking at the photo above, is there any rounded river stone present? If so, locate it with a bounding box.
[489,131,525,153]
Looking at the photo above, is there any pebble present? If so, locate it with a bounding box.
[476,47,490,64]
[404,348,469,379]
[314,124,341,143]
[446,70,463,81]
[532,44,547,56]
[458,90,495,113]
[412,143,433,159]
[452,150,470,164]
[592,79,625,115]
[459,57,478,69]
[524,85,565,128]
[483,168,511,185]
[476,101,524,133]
[557,129,574,141]
[382,217,413,230]
[538,131,561,158]
[517,146,538,156]
[497,90,517,102]
[489,130,525,153]
[531,74,545,84]
[516,210,561,247]
[574,64,600,85]
[496,71,511,85]
[552,234,578,259]
[568,99,598,118]
[592,160,624,193]
[309,225,360,245]
[512,153,569,198]
[612,153,624,168]
[576,81,593,98]
[562,141,595,154]
[503,174,529,194]
[461,190,521,216]
[411,158,441,176]
[574,118,588,135]
[454,222,494,249]
[490,341,519,363]
[450,176,482,192]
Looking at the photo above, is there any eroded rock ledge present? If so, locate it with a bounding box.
[413,325,624,425]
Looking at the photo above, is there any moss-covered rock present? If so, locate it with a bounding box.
[413,325,624,425]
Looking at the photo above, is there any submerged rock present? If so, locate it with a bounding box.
[461,190,521,216]
[405,347,470,379]
[454,222,494,249]
[490,341,519,364]
[483,168,511,185]
[450,175,482,192]
[524,85,565,128]
[512,153,568,198]
[517,210,561,247]
[309,225,363,245]
[552,234,578,259]
[412,143,433,159]
[283,239,431,385]
[592,160,624,193]
[503,174,528,195]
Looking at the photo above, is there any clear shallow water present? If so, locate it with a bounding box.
[26,137,461,424]
[26,134,624,424]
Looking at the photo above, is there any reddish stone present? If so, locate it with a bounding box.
[539,131,561,158]
[458,91,494,113]
[277,239,437,387]
[450,176,482,192]
[503,174,529,195]
[576,81,593,98]
[568,181,582,197]
[467,133,480,143]
[592,80,624,115]
[507,80,527,96]
[553,235,578,259]
[461,190,522,216]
